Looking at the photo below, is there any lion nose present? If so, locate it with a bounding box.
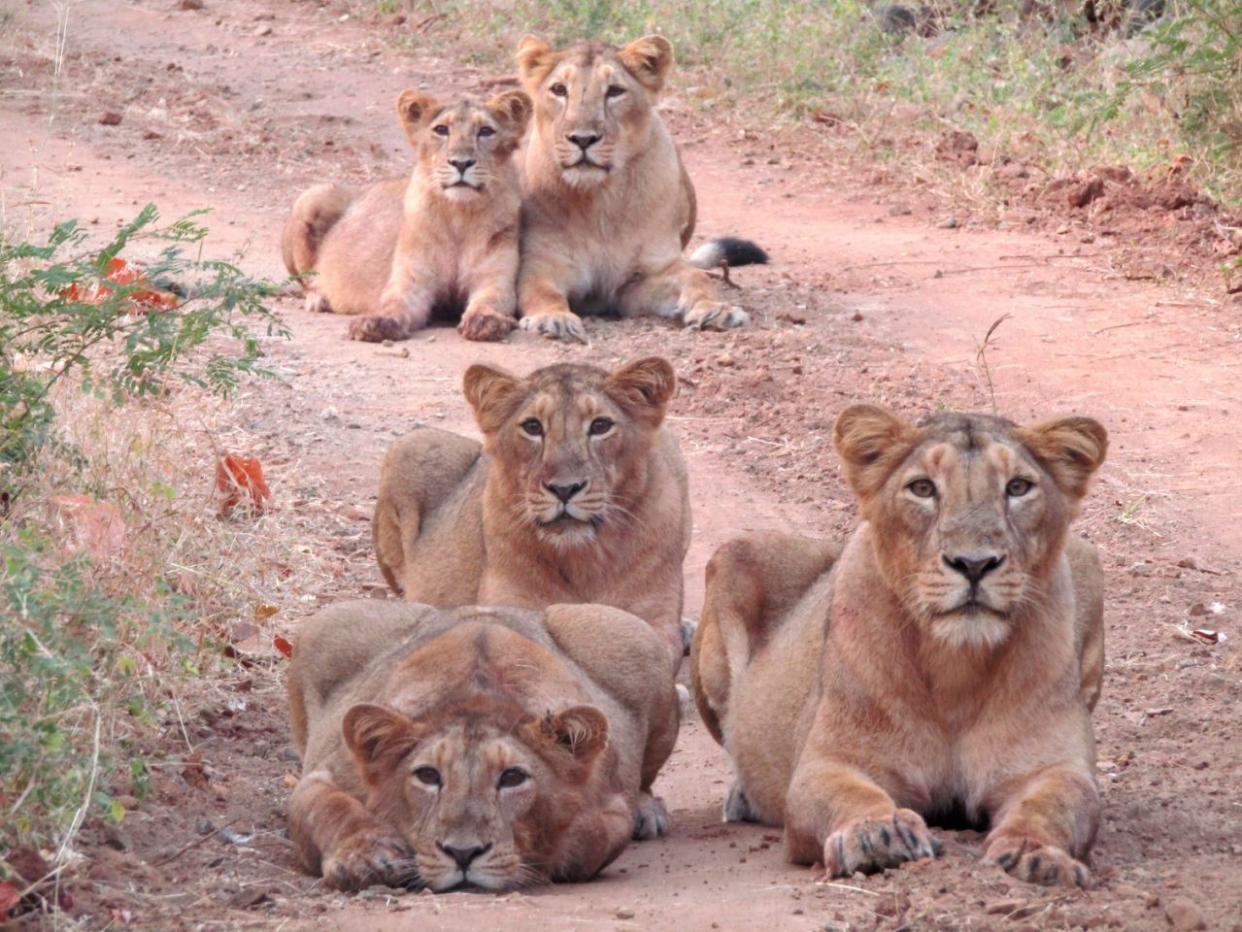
[567,131,601,151]
[546,481,586,503]
[448,157,476,173]
[943,553,1005,585]
[438,842,491,871]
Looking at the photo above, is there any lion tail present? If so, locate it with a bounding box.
[281,183,353,280]
[687,237,769,271]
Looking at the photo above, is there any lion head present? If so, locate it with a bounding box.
[516,34,672,188]
[834,406,1108,650]
[462,357,677,548]
[342,695,624,891]
[395,88,531,201]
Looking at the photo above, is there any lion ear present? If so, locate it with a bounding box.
[617,35,673,93]
[343,704,422,786]
[396,90,441,146]
[516,35,557,88]
[486,89,533,136]
[531,706,609,764]
[833,405,919,503]
[1017,416,1108,499]
[606,357,676,421]
[463,363,523,434]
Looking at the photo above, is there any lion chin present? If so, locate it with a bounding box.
[534,514,600,548]
[928,608,1011,651]
[560,163,610,188]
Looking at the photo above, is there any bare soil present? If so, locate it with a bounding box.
[3,1,1241,929]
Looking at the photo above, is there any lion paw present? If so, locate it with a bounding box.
[518,311,588,344]
[321,828,418,892]
[675,683,693,719]
[824,808,941,877]
[985,835,1089,888]
[723,781,760,824]
[304,292,333,314]
[633,792,669,840]
[458,307,517,342]
[683,302,750,332]
[679,617,698,656]
[348,315,407,343]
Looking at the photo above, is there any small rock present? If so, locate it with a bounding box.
[1165,898,1206,930]
[616,907,635,919]
[99,111,123,126]
[936,216,958,229]
[851,311,864,322]
[253,23,273,37]
[1068,177,1105,209]
[177,0,204,9]
[887,204,913,216]
[716,354,736,368]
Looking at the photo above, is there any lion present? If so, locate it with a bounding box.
[691,405,1108,887]
[280,88,530,343]
[513,35,766,343]
[287,599,679,891]
[372,356,691,659]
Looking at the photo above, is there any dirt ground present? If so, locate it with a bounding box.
[3,1,1241,929]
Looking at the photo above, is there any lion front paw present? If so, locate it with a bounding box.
[633,792,669,840]
[348,315,408,343]
[824,808,941,877]
[518,311,588,344]
[683,301,750,332]
[304,292,333,314]
[458,307,517,342]
[321,828,419,892]
[984,835,1089,888]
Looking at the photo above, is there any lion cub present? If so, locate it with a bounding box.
[281,89,530,343]
[288,600,679,891]
[692,405,1109,887]
[373,357,691,659]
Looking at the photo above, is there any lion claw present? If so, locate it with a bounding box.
[518,311,588,344]
[633,792,669,840]
[304,292,332,314]
[984,835,1089,888]
[823,808,940,877]
[683,302,750,332]
[321,829,418,892]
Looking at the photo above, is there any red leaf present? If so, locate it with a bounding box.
[273,635,293,659]
[215,455,271,517]
[0,882,20,917]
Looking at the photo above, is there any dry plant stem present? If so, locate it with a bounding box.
[975,313,1012,416]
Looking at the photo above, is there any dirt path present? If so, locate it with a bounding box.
[4,2,1240,929]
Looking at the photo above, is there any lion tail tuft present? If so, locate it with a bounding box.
[687,237,769,270]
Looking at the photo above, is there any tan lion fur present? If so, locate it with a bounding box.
[287,600,679,892]
[512,35,748,342]
[373,357,691,658]
[281,89,530,343]
[692,405,1108,888]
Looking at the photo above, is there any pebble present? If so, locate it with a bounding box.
[1165,898,1206,930]
[177,0,204,9]
[99,111,123,126]
[936,216,958,229]
[253,24,273,37]
[616,907,635,919]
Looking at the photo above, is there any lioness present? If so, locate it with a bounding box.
[288,600,679,891]
[692,405,1108,887]
[281,89,530,343]
[373,356,691,658]
[514,35,764,343]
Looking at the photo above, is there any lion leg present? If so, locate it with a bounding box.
[783,730,941,874]
[617,259,749,331]
[691,533,838,746]
[517,274,588,344]
[281,182,352,281]
[458,232,519,342]
[983,764,1099,888]
[1067,537,1105,711]
[348,250,437,343]
[289,770,418,891]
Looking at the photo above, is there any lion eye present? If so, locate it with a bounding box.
[498,768,528,789]
[588,417,614,436]
[414,767,442,787]
[1006,477,1034,497]
[907,478,937,499]
[520,418,543,437]
[478,125,495,138]
[550,82,568,98]
[605,85,626,99]
[432,124,449,137]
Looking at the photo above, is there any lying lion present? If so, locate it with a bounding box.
[373,356,691,658]
[288,600,678,891]
[281,89,530,343]
[514,35,766,343]
[692,405,1108,887]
